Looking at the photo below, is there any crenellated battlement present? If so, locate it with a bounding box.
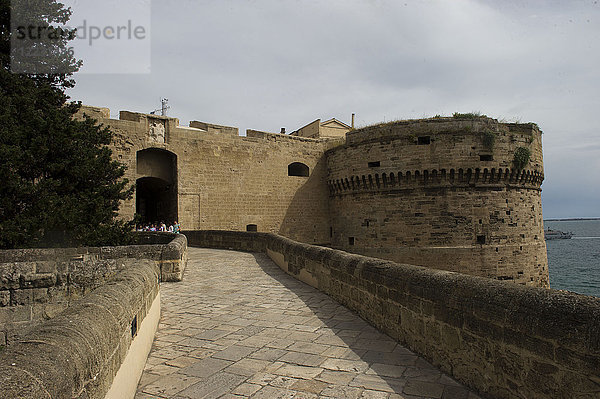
[328,167,544,195]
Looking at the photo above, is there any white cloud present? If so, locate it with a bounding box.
[67,0,600,217]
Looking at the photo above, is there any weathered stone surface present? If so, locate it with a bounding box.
[141,373,201,397]
[79,107,549,288]
[175,372,246,399]
[10,289,32,305]
[327,119,547,287]
[136,248,474,399]
[0,305,31,324]
[278,351,325,367]
[0,233,186,339]
[180,357,232,378]
[0,258,160,399]
[0,290,10,306]
[179,233,600,399]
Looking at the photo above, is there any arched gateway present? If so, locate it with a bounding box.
[136,148,178,224]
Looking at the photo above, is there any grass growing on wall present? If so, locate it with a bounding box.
[453,112,488,119]
[513,147,531,169]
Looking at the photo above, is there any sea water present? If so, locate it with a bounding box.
[544,219,600,297]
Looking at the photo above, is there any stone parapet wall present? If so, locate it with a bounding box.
[0,233,186,344]
[0,257,160,399]
[340,117,543,172]
[184,230,600,399]
[183,230,269,253]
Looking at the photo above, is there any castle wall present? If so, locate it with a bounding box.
[326,117,549,286]
[77,107,549,285]
[77,107,338,244]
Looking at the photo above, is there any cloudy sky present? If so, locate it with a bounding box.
[64,0,599,219]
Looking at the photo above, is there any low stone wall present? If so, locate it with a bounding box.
[183,230,268,252]
[184,230,600,399]
[0,233,186,344]
[0,257,160,399]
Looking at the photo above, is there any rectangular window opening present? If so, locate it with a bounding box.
[476,235,486,244]
[368,161,381,168]
[131,315,138,338]
[348,237,355,246]
[246,224,258,232]
[480,154,493,161]
[418,136,431,145]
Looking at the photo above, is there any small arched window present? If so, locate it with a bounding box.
[288,162,309,177]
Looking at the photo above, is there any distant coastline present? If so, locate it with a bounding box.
[544,217,600,221]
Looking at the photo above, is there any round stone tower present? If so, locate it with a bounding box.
[326,116,548,287]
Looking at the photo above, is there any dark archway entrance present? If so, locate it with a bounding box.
[136,148,177,225]
[136,177,177,224]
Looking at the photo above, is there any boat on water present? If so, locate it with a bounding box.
[544,228,574,240]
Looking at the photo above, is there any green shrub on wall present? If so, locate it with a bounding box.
[482,130,496,150]
[513,147,531,170]
[452,112,487,119]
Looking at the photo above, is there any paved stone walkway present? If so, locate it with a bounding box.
[135,248,480,399]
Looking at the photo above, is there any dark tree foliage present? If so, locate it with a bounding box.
[0,0,134,248]
[1,0,81,88]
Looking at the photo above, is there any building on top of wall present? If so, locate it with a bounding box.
[290,118,352,139]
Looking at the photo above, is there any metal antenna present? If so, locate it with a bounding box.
[149,98,171,116]
[161,98,170,116]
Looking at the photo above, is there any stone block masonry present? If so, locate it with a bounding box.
[136,246,479,398]
[0,257,160,399]
[77,106,548,286]
[76,106,341,246]
[0,232,186,345]
[326,117,548,287]
[184,230,600,399]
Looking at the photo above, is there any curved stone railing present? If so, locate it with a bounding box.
[0,258,160,399]
[0,233,187,399]
[328,167,544,196]
[184,230,600,399]
[0,233,187,345]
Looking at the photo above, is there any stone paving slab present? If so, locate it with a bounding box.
[136,248,482,399]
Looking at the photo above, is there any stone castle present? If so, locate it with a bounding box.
[76,106,548,287]
[5,107,599,399]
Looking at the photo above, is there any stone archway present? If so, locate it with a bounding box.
[136,148,177,224]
